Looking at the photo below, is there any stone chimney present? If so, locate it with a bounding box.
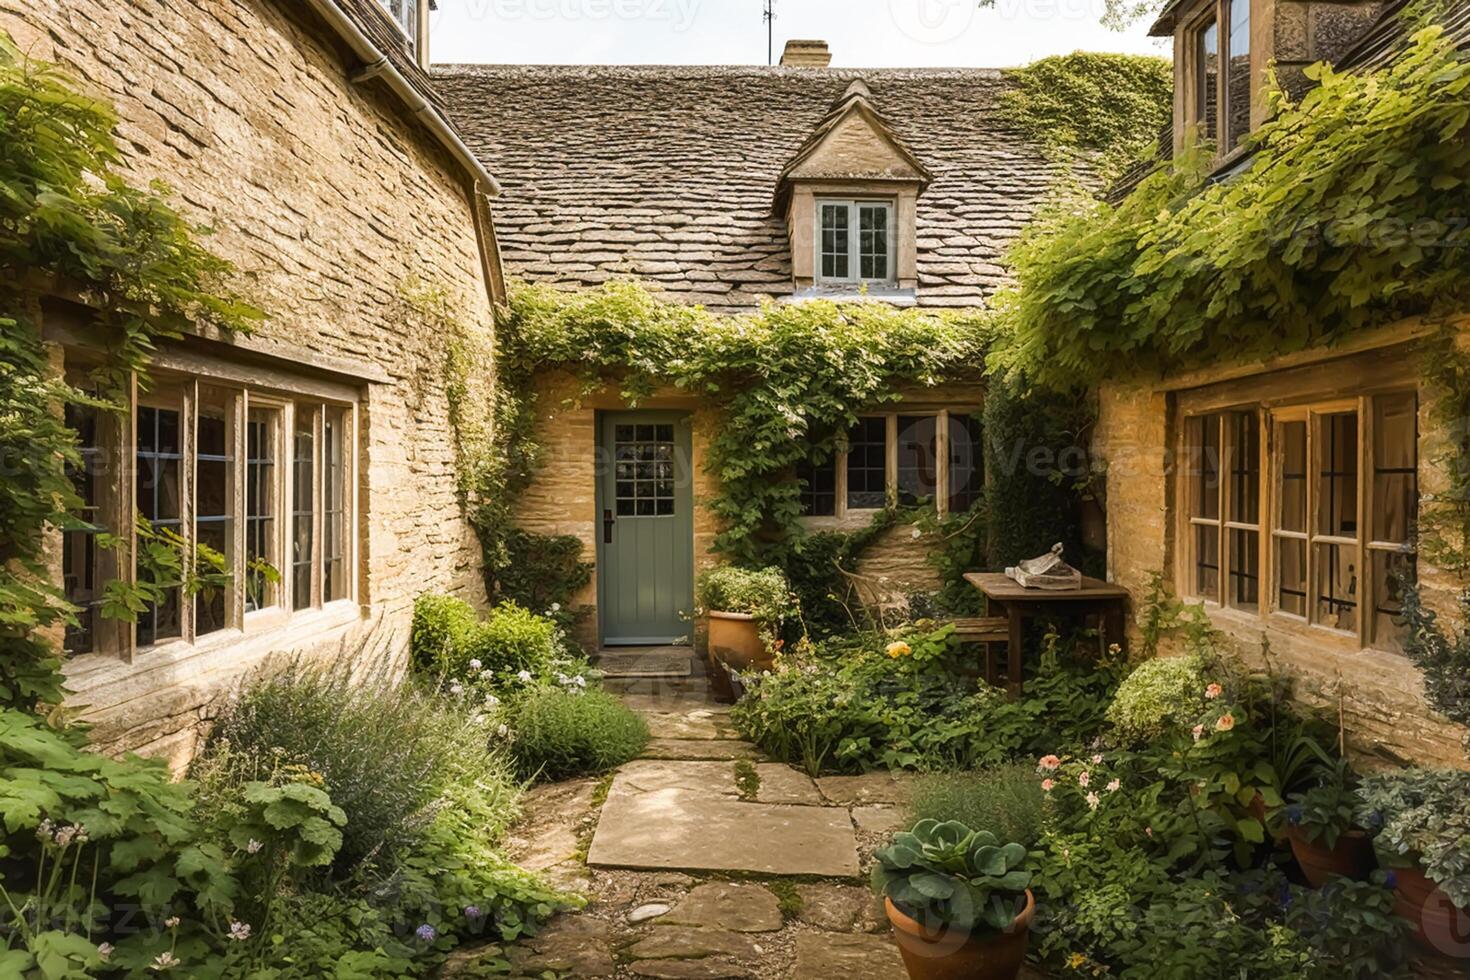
[780,39,831,68]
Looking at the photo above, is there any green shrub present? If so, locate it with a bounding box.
[411,593,572,690]
[908,764,1047,847]
[195,658,517,875]
[503,686,649,781]
[697,565,793,626]
[1105,654,1212,742]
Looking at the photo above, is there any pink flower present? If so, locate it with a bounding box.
[1038,754,1061,771]
[1145,826,1154,838]
[1077,771,1090,788]
[1091,754,1104,765]
[1086,792,1101,810]
[1192,724,1204,742]
[1215,713,1236,732]
[1205,683,1223,700]
[1041,778,1055,792]
[1106,779,1121,793]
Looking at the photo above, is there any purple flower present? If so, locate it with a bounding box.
[1285,804,1304,825]
[1277,881,1294,909]
[1384,870,1399,890]
[415,924,437,942]
[464,906,483,920]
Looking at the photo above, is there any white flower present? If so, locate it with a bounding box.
[1090,754,1103,765]
[96,943,113,962]
[572,675,587,688]
[496,724,510,738]
[245,839,263,854]
[449,682,464,696]
[163,916,180,929]
[480,670,494,681]
[469,659,482,671]
[151,951,181,971]
[228,920,251,941]
[516,670,532,683]
[1086,792,1101,810]
[910,527,922,539]
[1106,779,1121,793]
[483,694,500,708]
[550,602,561,612]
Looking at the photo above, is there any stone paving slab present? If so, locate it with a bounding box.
[815,772,914,806]
[791,932,905,979]
[588,789,861,877]
[605,760,742,800]
[643,738,763,761]
[751,764,824,806]
[661,882,784,932]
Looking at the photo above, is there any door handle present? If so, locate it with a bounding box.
[603,509,615,544]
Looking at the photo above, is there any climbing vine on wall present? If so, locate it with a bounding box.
[496,281,992,568]
[0,35,260,712]
[990,26,1470,392]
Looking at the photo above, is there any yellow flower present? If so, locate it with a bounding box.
[1068,953,1089,970]
[885,641,911,659]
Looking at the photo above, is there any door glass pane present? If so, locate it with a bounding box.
[820,204,850,280]
[1277,537,1306,617]
[1225,0,1251,148]
[859,204,889,280]
[293,408,316,610]
[64,402,105,654]
[245,408,278,612]
[846,417,887,510]
[1372,393,1417,545]
[1315,542,1357,631]
[897,415,938,506]
[323,407,349,602]
[195,389,235,637]
[137,404,182,647]
[1277,420,1307,532]
[615,422,677,518]
[1317,412,1358,538]
[947,413,984,514]
[1196,18,1219,141]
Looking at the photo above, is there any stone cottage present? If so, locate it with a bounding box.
[1094,0,1470,764]
[434,42,1067,651]
[2,0,503,765]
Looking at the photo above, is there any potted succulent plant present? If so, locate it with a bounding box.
[1275,761,1376,887]
[1355,768,1470,947]
[872,820,1035,980]
[696,565,792,700]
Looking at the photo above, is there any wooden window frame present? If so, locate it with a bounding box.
[1175,374,1418,654]
[1180,0,1253,156]
[815,198,897,286]
[62,359,361,663]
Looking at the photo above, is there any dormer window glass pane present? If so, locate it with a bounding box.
[1226,0,1251,149]
[377,0,417,50]
[1195,17,1219,142]
[817,200,893,284]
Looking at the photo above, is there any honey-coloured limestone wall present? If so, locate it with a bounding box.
[3,0,496,766]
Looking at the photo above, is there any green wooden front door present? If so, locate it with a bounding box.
[597,412,694,646]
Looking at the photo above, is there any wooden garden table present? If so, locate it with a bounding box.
[963,572,1130,697]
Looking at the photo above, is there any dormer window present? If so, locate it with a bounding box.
[1183,0,1253,153]
[1193,16,1219,141]
[818,200,894,284]
[377,0,419,52]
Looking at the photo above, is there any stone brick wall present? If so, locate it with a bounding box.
[1094,338,1469,768]
[3,0,495,765]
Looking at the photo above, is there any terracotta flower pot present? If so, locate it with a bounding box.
[1392,866,1470,950]
[885,892,1035,980]
[1287,826,1376,887]
[707,611,770,673]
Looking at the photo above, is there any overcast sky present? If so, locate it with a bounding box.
[427,0,1167,68]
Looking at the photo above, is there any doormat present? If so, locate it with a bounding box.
[596,648,694,678]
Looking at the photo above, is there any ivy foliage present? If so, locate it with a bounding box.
[499,281,991,564]
[999,52,1172,175]
[0,35,259,712]
[992,27,1470,391]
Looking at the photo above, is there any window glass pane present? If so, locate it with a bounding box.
[1277,537,1307,617]
[897,415,938,506]
[246,407,278,612]
[293,408,316,610]
[1195,523,1220,598]
[1372,393,1417,545]
[195,389,235,637]
[1228,528,1259,609]
[64,402,105,654]
[796,452,836,517]
[1372,551,1414,652]
[1317,412,1358,538]
[858,204,889,280]
[323,408,349,602]
[377,0,416,45]
[1189,414,1221,520]
[1196,18,1219,141]
[1228,411,1259,524]
[1278,420,1307,532]
[820,204,850,280]
[947,413,984,514]
[846,417,887,510]
[1315,542,1357,631]
[1225,0,1251,149]
[137,404,182,647]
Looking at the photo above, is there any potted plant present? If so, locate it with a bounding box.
[1355,768,1470,947]
[696,566,792,700]
[1275,760,1376,887]
[872,819,1035,980]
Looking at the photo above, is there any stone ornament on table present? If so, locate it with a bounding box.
[1004,542,1083,591]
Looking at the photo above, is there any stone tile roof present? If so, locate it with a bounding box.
[432,65,1070,311]
[334,0,444,110]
